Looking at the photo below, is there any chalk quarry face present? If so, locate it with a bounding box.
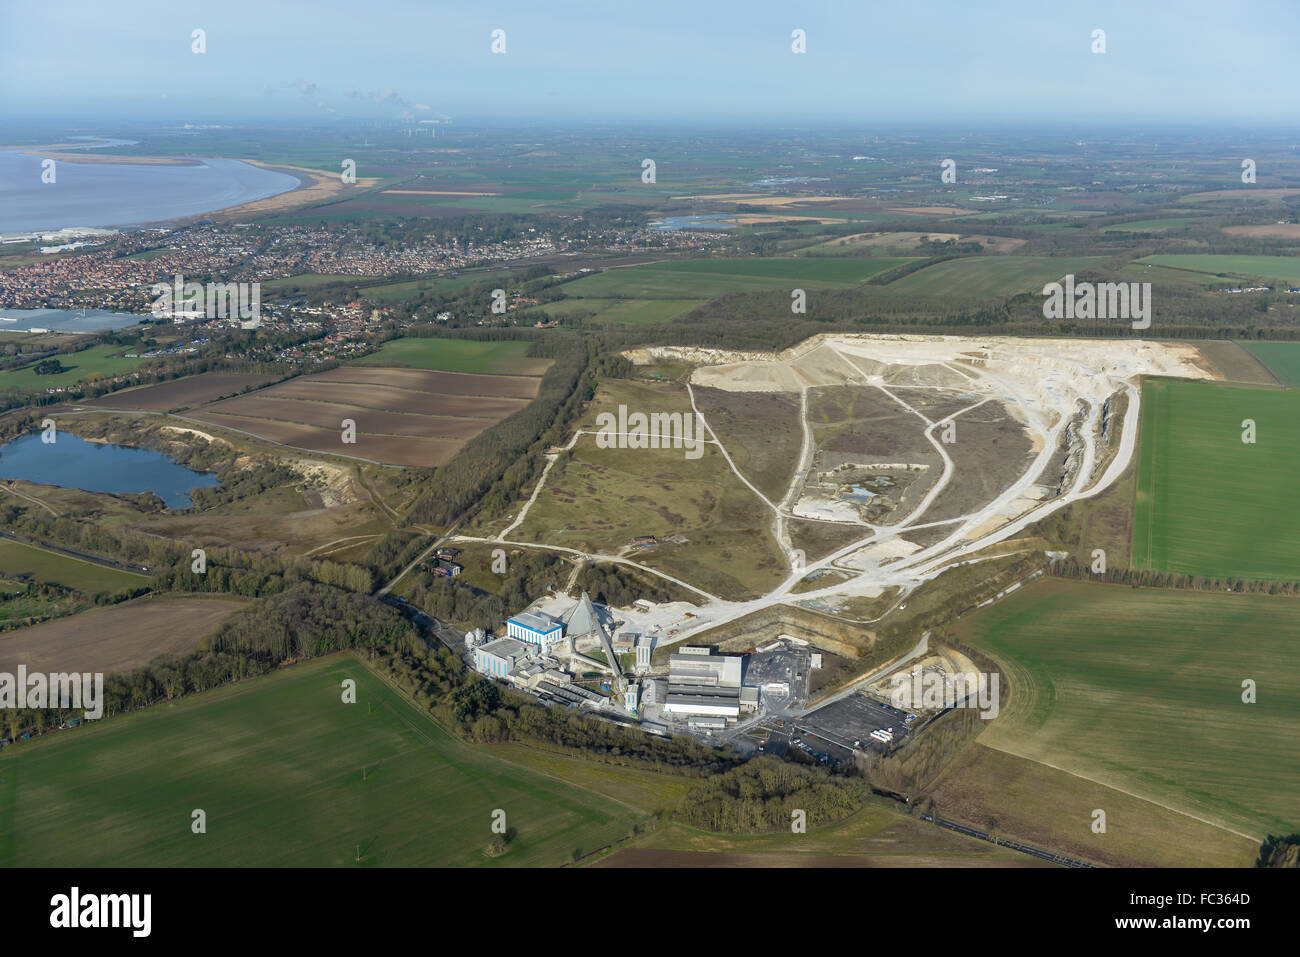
[626,334,1216,617]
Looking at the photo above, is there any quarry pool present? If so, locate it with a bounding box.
[0,432,219,508]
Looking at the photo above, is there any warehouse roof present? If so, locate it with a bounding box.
[508,611,561,633]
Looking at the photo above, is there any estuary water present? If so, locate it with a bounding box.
[0,308,144,334]
[0,149,300,233]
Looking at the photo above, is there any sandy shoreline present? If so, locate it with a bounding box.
[212,159,380,220]
[1,143,381,225]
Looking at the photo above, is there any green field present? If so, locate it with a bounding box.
[955,579,1300,838]
[0,656,645,866]
[0,539,145,593]
[260,273,357,291]
[1101,218,1200,233]
[526,298,704,326]
[1241,341,1300,385]
[1137,255,1300,284]
[0,345,146,392]
[879,255,1107,298]
[560,257,911,299]
[358,269,518,302]
[347,337,551,375]
[1133,378,1300,579]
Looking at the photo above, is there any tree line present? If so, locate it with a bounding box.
[674,756,868,833]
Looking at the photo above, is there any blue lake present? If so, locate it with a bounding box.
[0,149,300,233]
[0,432,219,508]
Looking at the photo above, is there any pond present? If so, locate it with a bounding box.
[0,432,219,508]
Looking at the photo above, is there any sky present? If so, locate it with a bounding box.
[2,0,1297,127]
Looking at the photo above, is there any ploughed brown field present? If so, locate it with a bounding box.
[256,379,528,419]
[186,366,543,467]
[0,596,246,675]
[318,366,542,398]
[89,372,281,412]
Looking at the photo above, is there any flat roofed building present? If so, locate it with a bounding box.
[635,634,653,673]
[475,637,533,679]
[668,653,742,688]
[664,684,741,718]
[687,716,728,730]
[642,677,667,704]
[665,647,746,719]
[507,611,563,648]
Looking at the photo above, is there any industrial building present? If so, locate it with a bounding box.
[663,647,747,720]
[506,611,563,648]
[474,637,533,679]
[635,634,654,673]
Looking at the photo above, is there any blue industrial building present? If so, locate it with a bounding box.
[506,611,563,648]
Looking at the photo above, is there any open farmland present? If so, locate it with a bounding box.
[189,365,544,467]
[0,655,642,867]
[1133,378,1300,579]
[1241,341,1300,385]
[260,273,357,291]
[0,595,245,674]
[347,336,552,375]
[559,257,911,299]
[877,256,1107,298]
[1135,254,1300,283]
[953,579,1300,839]
[596,800,1035,867]
[525,298,705,326]
[0,345,146,393]
[1101,217,1201,233]
[89,372,280,412]
[920,744,1257,867]
[0,539,146,594]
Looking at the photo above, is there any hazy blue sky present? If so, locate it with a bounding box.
[3,0,1297,126]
